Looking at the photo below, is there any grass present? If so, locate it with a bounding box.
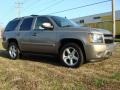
[110,73,120,81]
[93,78,107,88]
[115,38,120,42]
[0,40,120,90]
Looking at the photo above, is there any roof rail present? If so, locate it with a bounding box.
[31,15,38,16]
[13,18,19,20]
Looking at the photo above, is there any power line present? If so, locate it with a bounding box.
[49,0,111,14]
[37,0,64,13]
[24,0,42,7]
[23,0,43,13]
[22,0,29,4]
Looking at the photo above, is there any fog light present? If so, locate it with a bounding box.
[96,52,104,58]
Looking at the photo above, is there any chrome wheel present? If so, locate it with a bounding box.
[8,42,20,60]
[62,47,79,66]
[9,45,17,59]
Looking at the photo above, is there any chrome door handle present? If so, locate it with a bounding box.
[32,33,37,36]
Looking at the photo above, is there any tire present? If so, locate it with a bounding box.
[8,42,21,60]
[60,43,84,68]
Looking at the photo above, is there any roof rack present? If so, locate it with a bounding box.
[14,18,19,19]
[31,15,38,16]
[13,17,20,20]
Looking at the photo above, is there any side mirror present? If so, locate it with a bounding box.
[42,22,53,29]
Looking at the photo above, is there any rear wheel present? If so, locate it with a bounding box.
[8,42,21,60]
[60,43,84,68]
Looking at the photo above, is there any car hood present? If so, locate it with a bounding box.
[63,26,112,35]
[63,26,90,32]
[91,28,112,35]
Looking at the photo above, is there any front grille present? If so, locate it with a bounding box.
[104,34,113,44]
[105,39,113,44]
[104,34,113,37]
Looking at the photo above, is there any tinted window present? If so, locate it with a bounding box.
[51,16,76,27]
[35,17,52,30]
[93,17,101,19]
[80,20,84,23]
[5,20,20,31]
[20,18,33,31]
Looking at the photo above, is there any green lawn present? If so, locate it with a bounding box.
[115,39,120,42]
[0,40,120,90]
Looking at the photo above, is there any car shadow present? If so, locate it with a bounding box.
[0,50,61,67]
[0,50,9,58]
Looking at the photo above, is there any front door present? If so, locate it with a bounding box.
[28,16,57,53]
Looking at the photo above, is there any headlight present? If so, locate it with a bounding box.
[88,33,104,43]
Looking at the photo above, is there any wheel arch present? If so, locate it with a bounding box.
[7,38,19,48]
[59,38,86,61]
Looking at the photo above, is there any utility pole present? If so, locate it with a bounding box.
[16,0,23,17]
[112,0,116,39]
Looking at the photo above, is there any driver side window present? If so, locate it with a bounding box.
[35,17,52,30]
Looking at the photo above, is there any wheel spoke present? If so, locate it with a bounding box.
[66,48,71,54]
[13,52,16,57]
[72,49,76,55]
[11,52,14,57]
[63,56,69,61]
[70,59,74,65]
[73,56,78,61]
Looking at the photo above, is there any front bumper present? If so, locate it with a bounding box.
[85,43,115,61]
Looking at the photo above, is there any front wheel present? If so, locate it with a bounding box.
[8,42,20,60]
[60,43,84,68]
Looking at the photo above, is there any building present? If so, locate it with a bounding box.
[72,10,120,37]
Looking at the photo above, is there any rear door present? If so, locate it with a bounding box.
[18,17,35,51]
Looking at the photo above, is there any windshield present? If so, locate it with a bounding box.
[51,16,79,27]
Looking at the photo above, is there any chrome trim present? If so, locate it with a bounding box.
[21,42,55,46]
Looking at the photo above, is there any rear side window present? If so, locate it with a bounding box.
[5,20,20,31]
[20,18,34,31]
